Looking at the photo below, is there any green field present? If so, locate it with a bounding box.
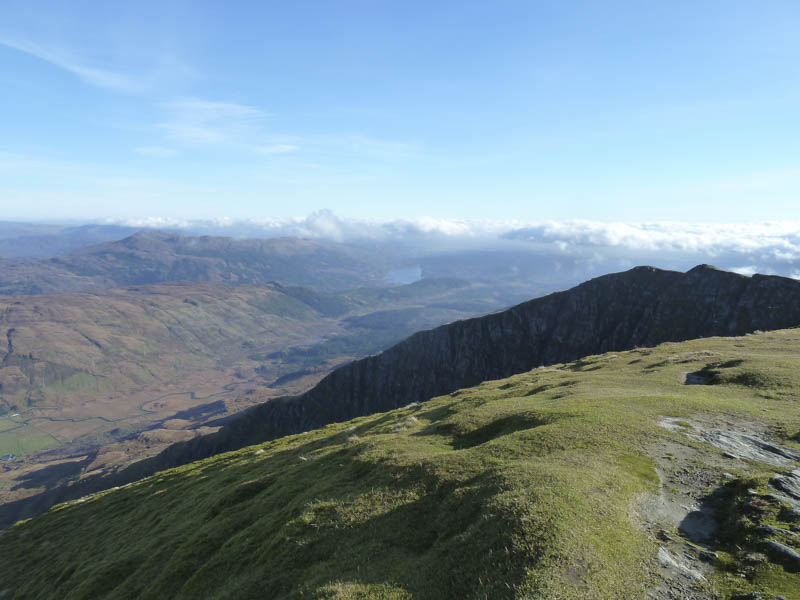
[2,330,800,598]
[0,417,59,457]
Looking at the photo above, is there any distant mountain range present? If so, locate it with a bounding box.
[0,222,140,258]
[0,231,390,294]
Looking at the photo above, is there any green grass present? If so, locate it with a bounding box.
[0,421,58,456]
[44,372,115,395]
[2,331,800,598]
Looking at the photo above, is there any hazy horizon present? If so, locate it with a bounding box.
[3,212,800,282]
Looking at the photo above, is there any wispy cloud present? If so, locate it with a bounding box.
[151,99,417,161]
[0,151,77,171]
[134,146,179,158]
[0,36,143,92]
[310,133,419,159]
[157,99,269,145]
[256,144,299,154]
[1,35,413,163]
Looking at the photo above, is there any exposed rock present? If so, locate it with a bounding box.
[700,432,800,466]
[771,469,800,500]
[768,493,800,517]
[659,418,800,467]
[756,524,797,537]
[765,540,800,569]
[656,547,706,581]
[698,550,718,563]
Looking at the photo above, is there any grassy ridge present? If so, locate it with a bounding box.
[3,331,800,598]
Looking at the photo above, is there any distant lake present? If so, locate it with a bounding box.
[385,265,422,285]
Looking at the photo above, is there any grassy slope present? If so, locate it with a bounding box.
[0,283,337,456]
[2,331,800,598]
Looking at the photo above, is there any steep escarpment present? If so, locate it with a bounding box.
[3,264,800,528]
[158,265,800,456]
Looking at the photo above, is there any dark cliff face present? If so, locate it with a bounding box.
[120,265,800,466]
[4,264,800,527]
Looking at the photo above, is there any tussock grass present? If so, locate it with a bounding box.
[2,331,800,598]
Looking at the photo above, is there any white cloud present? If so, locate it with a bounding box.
[256,144,299,155]
[503,220,800,259]
[99,213,800,255]
[0,152,66,171]
[152,100,414,162]
[0,152,103,175]
[95,213,800,279]
[163,100,267,123]
[310,133,418,158]
[0,36,143,92]
[95,212,800,263]
[731,265,758,276]
[103,210,520,242]
[157,99,269,145]
[134,146,178,158]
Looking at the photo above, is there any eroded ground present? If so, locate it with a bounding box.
[640,367,800,598]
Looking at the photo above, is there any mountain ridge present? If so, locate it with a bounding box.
[4,264,800,529]
[124,264,800,460]
[0,231,388,295]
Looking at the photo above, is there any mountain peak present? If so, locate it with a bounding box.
[687,263,729,274]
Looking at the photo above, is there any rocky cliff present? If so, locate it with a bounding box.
[169,264,800,455]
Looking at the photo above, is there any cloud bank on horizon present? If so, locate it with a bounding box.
[101,211,800,279]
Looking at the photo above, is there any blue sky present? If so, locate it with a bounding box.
[1,0,799,222]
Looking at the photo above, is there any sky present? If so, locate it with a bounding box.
[1,1,800,222]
